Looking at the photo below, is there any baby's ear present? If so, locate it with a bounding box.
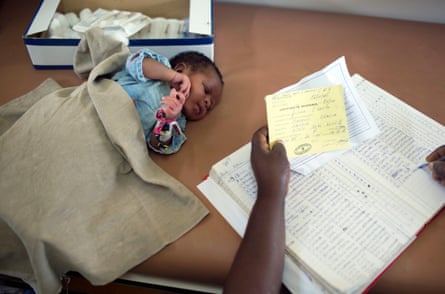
[173,62,188,73]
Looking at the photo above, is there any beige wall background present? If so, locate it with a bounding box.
[215,0,445,24]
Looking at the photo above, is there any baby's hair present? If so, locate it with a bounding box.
[170,51,224,85]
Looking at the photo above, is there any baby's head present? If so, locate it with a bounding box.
[170,52,224,121]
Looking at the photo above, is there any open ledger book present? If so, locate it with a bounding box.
[198,74,445,293]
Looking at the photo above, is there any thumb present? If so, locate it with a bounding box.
[271,140,287,157]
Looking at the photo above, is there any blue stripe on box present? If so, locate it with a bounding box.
[23,0,45,37]
[33,65,74,70]
[23,37,80,46]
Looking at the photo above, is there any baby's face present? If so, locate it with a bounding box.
[182,68,223,121]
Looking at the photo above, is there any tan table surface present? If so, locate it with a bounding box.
[1,1,445,293]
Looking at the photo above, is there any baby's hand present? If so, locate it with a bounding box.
[170,72,191,99]
[160,88,186,119]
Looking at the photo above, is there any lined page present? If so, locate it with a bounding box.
[352,74,445,215]
[201,76,445,293]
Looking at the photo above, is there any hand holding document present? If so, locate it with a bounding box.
[199,73,445,294]
[266,85,350,159]
[274,56,380,174]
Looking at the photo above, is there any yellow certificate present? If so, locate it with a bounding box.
[265,85,350,158]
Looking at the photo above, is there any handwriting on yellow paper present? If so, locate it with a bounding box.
[265,85,350,158]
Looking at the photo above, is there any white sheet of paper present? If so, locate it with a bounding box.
[277,56,379,174]
[198,74,445,293]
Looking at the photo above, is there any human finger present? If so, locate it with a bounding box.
[270,140,287,157]
[252,126,270,153]
[180,76,191,97]
[431,161,445,182]
[173,74,190,98]
[426,145,445,162]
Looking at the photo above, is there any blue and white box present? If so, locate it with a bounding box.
[23,0,214,69]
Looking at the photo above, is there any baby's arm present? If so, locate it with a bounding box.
[126,49,191,97]
[141,57,176,82]
[141,58,190,98]
[125,49,189,154]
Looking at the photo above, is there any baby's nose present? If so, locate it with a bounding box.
[204,97,211,108]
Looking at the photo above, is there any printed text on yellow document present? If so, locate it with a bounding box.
[265,85,350,159]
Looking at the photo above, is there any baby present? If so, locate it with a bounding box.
[112,48,224,154]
